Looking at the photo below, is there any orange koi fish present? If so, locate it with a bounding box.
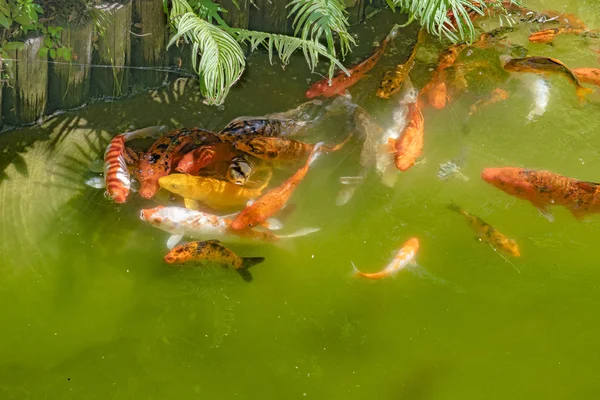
[231,143,324,230]
[352,238,419,279]
[305,26,398,98]
[103,126,167,203]
[164,240,264,282]
[176,142,236,175]
[573,67,600,87]
[502,56,593,102]
[138,128,220,199]
[528,27,587,43]
[392,101,424,172]
[481,167,600,220]
[467,88,510,117]
[448,203,520,257]
[420,77,447,109]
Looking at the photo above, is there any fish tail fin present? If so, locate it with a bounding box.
[241,257,265,270]
[577,86,594,102]
[350,261,361,277]
[278,227,321,239]
[308,142,325,166]
[235,268,254,283]
[446,202,462,213]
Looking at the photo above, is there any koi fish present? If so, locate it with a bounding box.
[377,28,425,99]
[234,136,349,162]
[140,206,319,249]
[528,27,587,43]
[138,128,220,199]
[103,125,167,203]
[226,155,256,185]
[467,88,510,117]
[219,118,309,142]
[158,173,270,211]
[448,203,520,257]
[231,143,324,230]
[481,167,600,220]
[164,239,265,282]
[305,25,399,98]
[502,56,593,102]
[392,101,424,172]
[176,142,236,175]
[352,238,419,279]
[573,67,600,87]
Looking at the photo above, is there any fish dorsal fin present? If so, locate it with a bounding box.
[547,57,567,67]
[575,181,598,193]
[204,239,221,244]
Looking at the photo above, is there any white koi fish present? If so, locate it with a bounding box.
[140,206,319,249]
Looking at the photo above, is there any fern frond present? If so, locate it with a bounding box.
[167,11,245,105]
[230,28,349,76]
[388,0,519,43]
[287,0,355,59]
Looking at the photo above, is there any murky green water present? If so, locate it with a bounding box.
[3,2,600,398]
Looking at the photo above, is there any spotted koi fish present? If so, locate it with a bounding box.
[164,239,265,282]
[573,67,600,87]
[233,136,349,162]
[352,238,419,279]
[138,128,220,199]
[219,118,309,142]
[140,206,320,249]
[103,125,167,203]
[231,143,324,230]
[481,167,600,220]
[176,142,237,176]
[448,203,520,257]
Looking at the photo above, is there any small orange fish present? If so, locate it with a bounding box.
[164,239,265,282]
[482,167,600,220]
[468,88,510,117]
[420,75,448,109]
[305,26,398,98]
[573,67,600,87]
[528,27,586,43]
[231,143,324,230]
[352,238,419,279]
[391,102,424,172]
[502,56,593,102]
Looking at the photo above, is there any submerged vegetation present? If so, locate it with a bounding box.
[166,0,521,105]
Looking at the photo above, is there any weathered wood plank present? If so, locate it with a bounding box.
[132,0,167,87]
[2,36,48,125]
[48,20,93,111]
[218,0,249,29]
[91,1,133,97]
[248,0,291,34]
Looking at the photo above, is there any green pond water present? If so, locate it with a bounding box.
[2,2,600,398]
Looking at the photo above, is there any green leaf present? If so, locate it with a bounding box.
[39,46,48,57]
[4,41,25,51]
[0,14,10,28]
[14,15,33,26]
[49,48,56,58]
[57,47,65,58]
[63,49,72,61]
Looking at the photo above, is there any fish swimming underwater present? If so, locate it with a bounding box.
[305,25,399,98]
[164,240,265,282]
[572,67,600,87]
[376,28,425,99]
[158,173,269,211]
[231,143,324,230]
[140,206,320,249]
[103,125,167,203]
[448,203,520,257]
[219,118,309,142]
[467,88,510,117]
[481,167,600,220]
[502,56,593,102]
[234,136,350,162]
[528,27,587,43]
[392,101,424,172]
[176,142,236,176]
[352,238,420,279]
[138,128,220,199]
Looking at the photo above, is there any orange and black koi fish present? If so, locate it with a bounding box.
[103,126,166,203]
[138,128,220,199]
[448,203,520,257]
[573,67,600,87]
[468,88,510,117]
[164,239,265,282]
[219,118,309,142]
[176,142,237,176]
[305,25,399,98]
[234,136,350,162]
[482,167,600,220]
[502,56,593,102]
[231,143,324,230]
